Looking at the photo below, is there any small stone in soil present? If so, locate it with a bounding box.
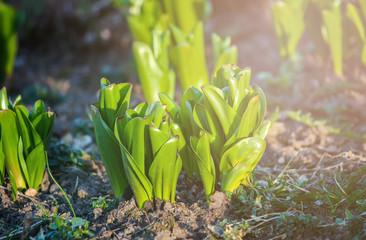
[93,208,103,220]
[25,188,38,197]
[77,187,88,198]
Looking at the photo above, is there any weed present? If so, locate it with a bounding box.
[215,163,366,238]
[47,141,87,170]
[39,216,93,240]
[91,195,115,210]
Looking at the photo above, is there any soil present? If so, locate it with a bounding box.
[1,0,366,239]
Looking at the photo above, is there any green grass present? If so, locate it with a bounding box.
[208,163,366,239]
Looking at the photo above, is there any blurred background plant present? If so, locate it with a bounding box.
[0,1,18,87]
[110,0,238,103]
[271,0,366,75]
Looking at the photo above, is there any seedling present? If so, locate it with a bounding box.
[188,65,270,200]
[91,195,114,210]
[45,216,94,240]
[0,87,54,201]
[92,79,182,208]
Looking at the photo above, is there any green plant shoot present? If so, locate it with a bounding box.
[321,0,343,75]
[159,87,204,180]
[91,78,132,198]
[92,80,182,208]
[0,87,54,200]
[170,22,209,90]
[190,65,270,200]
[133,30,175,103]
[0,2,18,86]
[113,102,181,208]
[347,2,366,66]
[212,33,238,77]
[159,0,209,36]
[271,0,308,58]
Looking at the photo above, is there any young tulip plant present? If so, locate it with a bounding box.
[0,87,54,200]
[91,78,132,199]
[92,79,182,208]
[117,0,235,101]
[158,64,270,202]
[190,65,271,201]
[271,0,366,75]
[271,0,308,58]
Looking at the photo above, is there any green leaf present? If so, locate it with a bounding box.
[193,103,211,134]
[91,105,129,198]
[25,143,46,190]
[17,137,29,187]
[0,2,18,85]
[119,141,153,208]
[257,121,271,139]
[15,105,42,157]
[360,0,366,21]
[162,0,198,36]
[148,137,179,201]
[190,134,216,200]
[133,40,175,104]
[253,85,267,127]
[134,101,149,116]
[149,126,170,158]
[0,109,26,189]
[159,92,180,122]
[211,33,238,76]
[220,136,266,193]
[31,111,54,149]
[71,217,87,228]
[0,137,4,184]
[212,64,238,88]
[121,117,150,172]
[171,155,182,203]
[346,3,366,66]
[99,80,132,130]
[322,1,343,74]
[170,23,189,45]
[12,95,21,107]
[193,102,222,165]
[127,15,152,44]
[171,122,196,180]
[149,101,166,127]
[8,170,17,201]
[201,85,239,138]
[171,22,209,90]
[236,94,260,139]
[31,100,46,121]
[347,3,365,41]
[271,1,306,57]
[0,87,9,110]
